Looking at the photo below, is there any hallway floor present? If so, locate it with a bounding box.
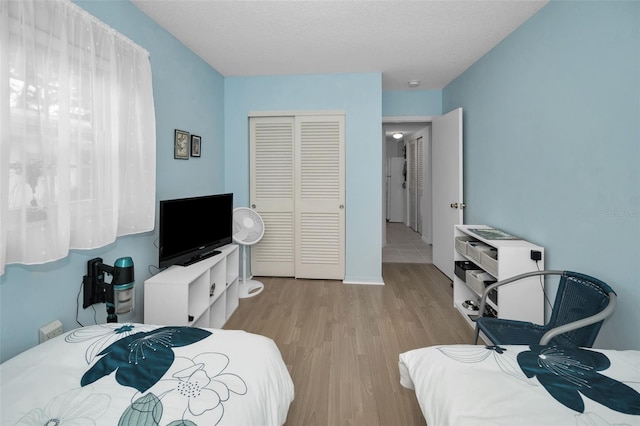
[383,222,432,264]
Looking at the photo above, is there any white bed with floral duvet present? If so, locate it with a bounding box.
[0,323,294,426]
[399,344,640,426]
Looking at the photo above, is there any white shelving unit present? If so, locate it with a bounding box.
[453,225,545,329]
[144,244,240,328]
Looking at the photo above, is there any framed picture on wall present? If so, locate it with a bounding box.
[191,135,201,157]
[174,129,189,160]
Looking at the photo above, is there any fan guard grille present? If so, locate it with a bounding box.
[233,207,264,245]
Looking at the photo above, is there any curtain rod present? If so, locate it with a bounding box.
[62,0,150,58]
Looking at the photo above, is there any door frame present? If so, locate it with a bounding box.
[381,116,434,247]
[250,110,346,280]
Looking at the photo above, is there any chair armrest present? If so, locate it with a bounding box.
[539,292,617,345]
[474,270,565,344]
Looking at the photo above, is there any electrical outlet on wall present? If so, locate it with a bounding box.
[39,320,63,343]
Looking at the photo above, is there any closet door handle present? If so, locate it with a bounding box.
[339,204,344,209]
[251,204,256,209]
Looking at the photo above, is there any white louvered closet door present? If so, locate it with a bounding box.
[295,115,345,279]
[250,117,295,277]
[417,136,424,235]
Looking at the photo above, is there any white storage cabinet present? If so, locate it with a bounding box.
[144,244,240,328]
[453,225,545,329]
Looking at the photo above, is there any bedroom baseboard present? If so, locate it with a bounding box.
[342,276,385,285]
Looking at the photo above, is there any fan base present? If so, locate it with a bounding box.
[239,279,264,298]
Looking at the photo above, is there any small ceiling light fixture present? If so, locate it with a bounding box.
[408,80,420,88]
[392,132,403,139]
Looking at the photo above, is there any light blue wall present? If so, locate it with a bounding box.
[5,0,634,365]
[224,73,384,284]
[444,1,640,349]
[77,0,226,201]
[382,90,442,117]
[0,0,226,362]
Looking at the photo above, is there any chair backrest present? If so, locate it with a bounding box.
[546,271,616,347]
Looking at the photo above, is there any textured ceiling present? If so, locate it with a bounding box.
[132,0,548,91]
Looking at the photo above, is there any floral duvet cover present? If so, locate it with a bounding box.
[399,344,640,426]
[1,323,294,426]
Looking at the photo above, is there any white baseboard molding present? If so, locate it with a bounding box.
[342,276,385,286]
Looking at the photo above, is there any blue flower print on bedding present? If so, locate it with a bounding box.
[81,326,211,393]
[517,345,640,415]
[66,323,156,364]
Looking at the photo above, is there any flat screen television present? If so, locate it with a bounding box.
[159,193,233,269]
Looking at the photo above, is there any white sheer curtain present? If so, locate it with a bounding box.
[0,0,156,275]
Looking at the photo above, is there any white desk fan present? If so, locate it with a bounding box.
[232,207,265,298]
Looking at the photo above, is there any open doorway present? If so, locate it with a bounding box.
[382,118,432,263]
[384,222,433,263]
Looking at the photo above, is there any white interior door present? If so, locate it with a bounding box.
[250,116,295,277]
[407,140,417,230]
[432,108,463,279]
[416,136,424,235]
[387,157,404,223]
[295,115,345,279]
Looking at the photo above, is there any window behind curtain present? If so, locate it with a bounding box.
[0,0,156,275]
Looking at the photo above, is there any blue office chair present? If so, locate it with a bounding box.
[473,270,616,348]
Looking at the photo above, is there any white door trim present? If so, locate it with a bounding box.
[381,116,434,252]
[250,110,346,117]
[383,116,436,123]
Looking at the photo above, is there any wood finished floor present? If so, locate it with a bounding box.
[224,263,475,426]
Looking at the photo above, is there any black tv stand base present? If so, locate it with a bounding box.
[182,250,221,267]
